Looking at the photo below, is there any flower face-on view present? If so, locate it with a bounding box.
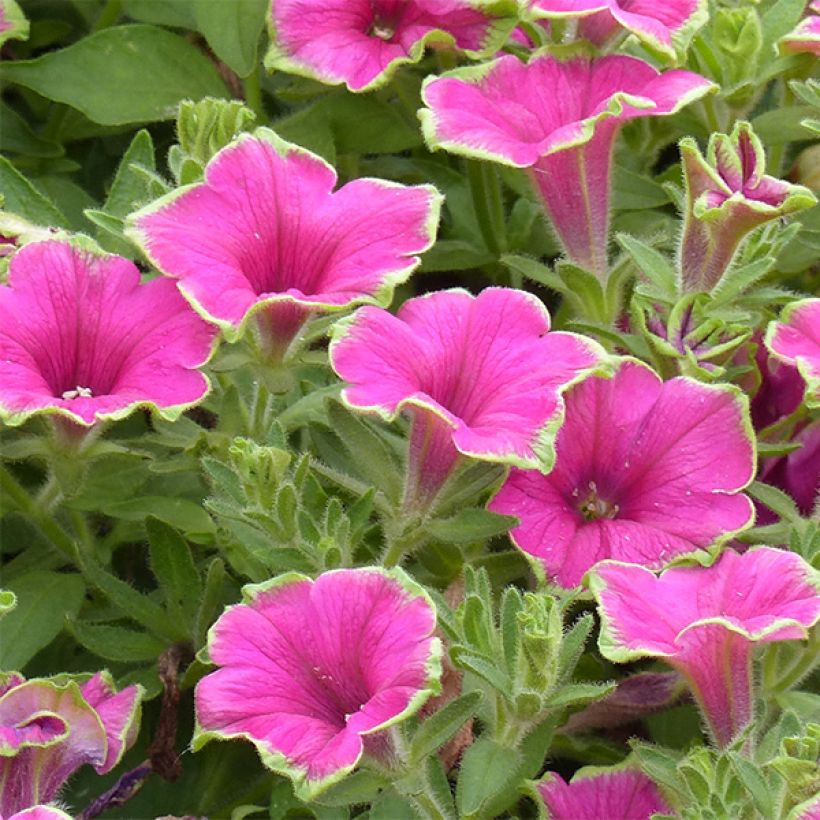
[0,672,142,815]
[766,298,820,408]
[588,548,820,747]
[489,358,755,588]
[536,766,672,820]
[265,0,516,92]
[528,0,705,58]
[193,567,441,800]
[679,122,817,292]
[330,287,603,506]
[0,239,216,428]
[128,129,441,361]
[420,54,712,277]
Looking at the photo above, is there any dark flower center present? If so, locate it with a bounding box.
[577,481,619,522]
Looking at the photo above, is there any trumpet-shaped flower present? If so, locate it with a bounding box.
[420,53,712,277]
[588,548,820,747]
[0,672,141,815]
[329,287,603,508]
[193,567,441,800]
[0,240,216,428]
[265,0,516,92]
[766,298,820,409]
[489,359,755,588]
[536,765,672,819]
[128,129,441,361]
[679,123,817,292]
[528,0,706,58]
[780,1,820,55]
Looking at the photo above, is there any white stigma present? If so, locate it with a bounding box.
[62,385,93,400]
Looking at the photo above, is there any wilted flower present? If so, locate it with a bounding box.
[0,239,216,428]
[0,672,142,815]
[489,358,755,588]
[420,53,713,277]
[265,0,516,92]
[330,287,603,508]
[128,129,441,362]
[194,567,441,799]
[766,298,820,408]
[678,122,816,292]
[588,547,820,747]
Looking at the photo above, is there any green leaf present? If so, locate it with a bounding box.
[312,770,387,807]
[0,101,62,157]
[616,233,677,298]
[747,481,801,523]
[194,0,268,77]
[103,496,215,536]
[409,691,483,763]
[0,25,229,126]
[0,571,85,670]
[104,128,156,217]
[710,258,774,304]
[69,620,167,662]
[761,0,808,54]
[612,165,670,210]
[728,752,774,818]
[456,738,523,819]
[500,253,569,294]
[426,509,516,544]
[545,681,615,708]
[369,790,416,820]
[194,558,227,649]
[0,156,69,226]
[753,107,817,144]
[32,175,97,232]
[449,647,511,693]
[123,0,196,27]
[630,741,682,792]
[146,517,202,629]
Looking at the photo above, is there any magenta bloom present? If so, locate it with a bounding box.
[766,298,820,409]
[128,129,441,361]
[780,1,820,55]
[679,123,816,292]
[420,53,712,277]
[194,567,441,799]
[0,240,215,428]
[0,672,142,815]
[265,0,515,92]
[536,766,672,819]
[589,548,820,747]
[528,0,706,57]
[6,809,73,820]
[489,359,755,588]
[330,288,603,508]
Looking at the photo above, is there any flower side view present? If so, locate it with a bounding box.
[535,765,672,819]
[766,298,820,409]
[0,239,216,428]
[527,0,706,59]
[127,128,441,362]
[678,122,817,292]
[780,0,820,56]
[265,0,516,92]
[588,547,820,748]
[193,567,441,800]
[420,53,713,278]
[0,672,142,815]
[329,287,604,509]
[489,358,755,588]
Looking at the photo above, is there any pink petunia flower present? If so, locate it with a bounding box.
[0,672,142,816]
[489,358,755,588]
[766,298,820,409]
[780,0,820,56]
[0,239,216,428]
[420,53,713,278]
[535,765,672,819]
[193,567,441,799]
[128,129,441,362]
[265,0,516,92]
[329,287,603,509]
[588,547,820,747]
[679,122,816,292]
[527,0,706,58]
[4,809,73,820]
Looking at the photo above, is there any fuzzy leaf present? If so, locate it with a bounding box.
[410,690,482,763]
[146,517,201,629]
[456,738,523,819]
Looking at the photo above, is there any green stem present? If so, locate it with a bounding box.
[250,380,271,439]
[382,524,428,568]
[69,509,95,555]
[242,68,265,122]
[466,160,507,257]
[35,474,63,513]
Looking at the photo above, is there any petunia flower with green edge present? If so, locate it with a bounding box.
[193,567,441,801]
[780,0,820,56]
[265,0,517,93]
[127,128,442,364]
[5,808,73,820]
[420,52,713,279]
[587,547,820,748]
[766,298,820,409]
[678,121,817,292]
[0,672,142,816]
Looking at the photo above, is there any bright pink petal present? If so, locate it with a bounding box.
[194,568,440,799]
[0,240,215,427]
[490,359,754,588]
[8,808,74,820]
[267,0,513,91]
[766,299,820,407]
[128,130,441,342]
[780,12,820,55]
[536,767,672,819]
